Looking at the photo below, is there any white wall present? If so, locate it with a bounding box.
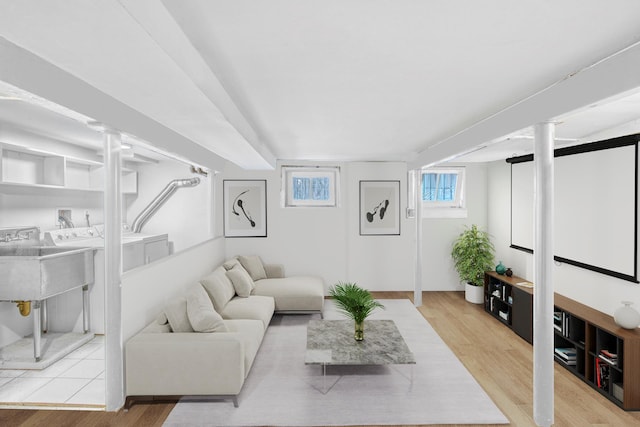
[220,160,488,293]
[121,237,226,341]
[421,162,489,291]
[221,161,413,291]
[487,159,640,317]
[125,159,213,253]
[344,162,414,291]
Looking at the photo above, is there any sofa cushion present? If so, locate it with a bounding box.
[226,266,255,297]
[200,266,236,312]
[186,284,228,333]
[221,295,275,329]
[263,263,285,279]
[224,319,265,376]
[238,255,267,281]
[223,258,242,271]
[253,276,325,312]
[164,297,194,332]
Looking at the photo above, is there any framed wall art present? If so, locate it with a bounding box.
[223,179,267,237]
[359,180,400,236]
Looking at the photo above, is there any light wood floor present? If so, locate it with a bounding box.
[1,291,640,427]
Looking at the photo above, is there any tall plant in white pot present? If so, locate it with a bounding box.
[451,224,495,304]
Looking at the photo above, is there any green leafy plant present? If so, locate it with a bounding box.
[328,282,384,323]
[451,224,495,287]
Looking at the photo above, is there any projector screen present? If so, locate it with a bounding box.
[509,136,638,283]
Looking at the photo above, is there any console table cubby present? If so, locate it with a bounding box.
[484,271,640,410]
[484,271,533,344]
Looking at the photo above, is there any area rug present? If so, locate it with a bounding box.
[163,299,508,426]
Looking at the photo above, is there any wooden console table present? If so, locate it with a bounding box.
[484,271,640,410]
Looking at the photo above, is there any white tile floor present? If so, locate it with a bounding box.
[0,335,104,408]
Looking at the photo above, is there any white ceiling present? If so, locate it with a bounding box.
[1,1,640,170]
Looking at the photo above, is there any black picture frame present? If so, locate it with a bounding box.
[359,180,400,236]
[223,179,267,237]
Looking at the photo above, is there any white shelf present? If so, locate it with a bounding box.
[0,143,137,195]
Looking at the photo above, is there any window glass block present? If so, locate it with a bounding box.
[311,177,330,200]
[293,177,310,200]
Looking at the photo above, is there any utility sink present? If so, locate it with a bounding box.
[0,246,94,301]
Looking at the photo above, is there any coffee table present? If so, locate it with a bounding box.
[305,319,415,393]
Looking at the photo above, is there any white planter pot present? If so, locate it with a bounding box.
[465,283,484,304]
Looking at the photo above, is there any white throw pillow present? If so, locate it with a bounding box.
[238,255,267,281]
[186,284,228,333]
[200,267,236,312]
[164,297,194,332]
[223,258,242,271]
[226,266,254,297]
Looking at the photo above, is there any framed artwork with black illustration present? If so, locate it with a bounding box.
[223,180,267,237]
[359,180,400,236]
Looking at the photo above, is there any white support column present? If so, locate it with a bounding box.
[533,122,555,427]
[209,172,217,238]
[413,169,423,307]
[95,123,124,411]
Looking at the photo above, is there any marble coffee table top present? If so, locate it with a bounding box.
[305,319,415,365]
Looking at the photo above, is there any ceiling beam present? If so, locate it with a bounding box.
[119,0,276,169]
[0,36,227,171]
[409,40,640,169]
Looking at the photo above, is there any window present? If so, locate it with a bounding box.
[282,166,339,207]
[421,167,466,217]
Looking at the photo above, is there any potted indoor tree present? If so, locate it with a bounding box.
[329,282,384,341]
[451,224,495,304]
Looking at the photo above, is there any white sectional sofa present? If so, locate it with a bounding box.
[125,255,324,408]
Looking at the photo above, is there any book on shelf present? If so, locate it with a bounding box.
[596,358,610,389]
[554,347,577,361]
[598,353,618,366]
[563,312,570,337]
[601,349,617,359]
[553,311,571,337]
[555,355,576,366]
[553,312,563,333]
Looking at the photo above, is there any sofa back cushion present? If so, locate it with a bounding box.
[238,255,267,281]
[164,297,194,332]
[226,266,255,297]
[186,284,228,333]
[200,266,236,312]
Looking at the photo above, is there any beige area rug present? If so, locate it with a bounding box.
[163,299,508,426]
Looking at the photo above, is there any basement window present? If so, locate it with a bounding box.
[421,167,466,218]
[281,166,340,207]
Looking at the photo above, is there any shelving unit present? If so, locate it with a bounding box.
[0,143,137,194]
[484,271,640,410]
[484,271,533,343]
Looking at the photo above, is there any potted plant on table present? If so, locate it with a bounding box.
[451,224,495,304]
[329,282,384,341]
